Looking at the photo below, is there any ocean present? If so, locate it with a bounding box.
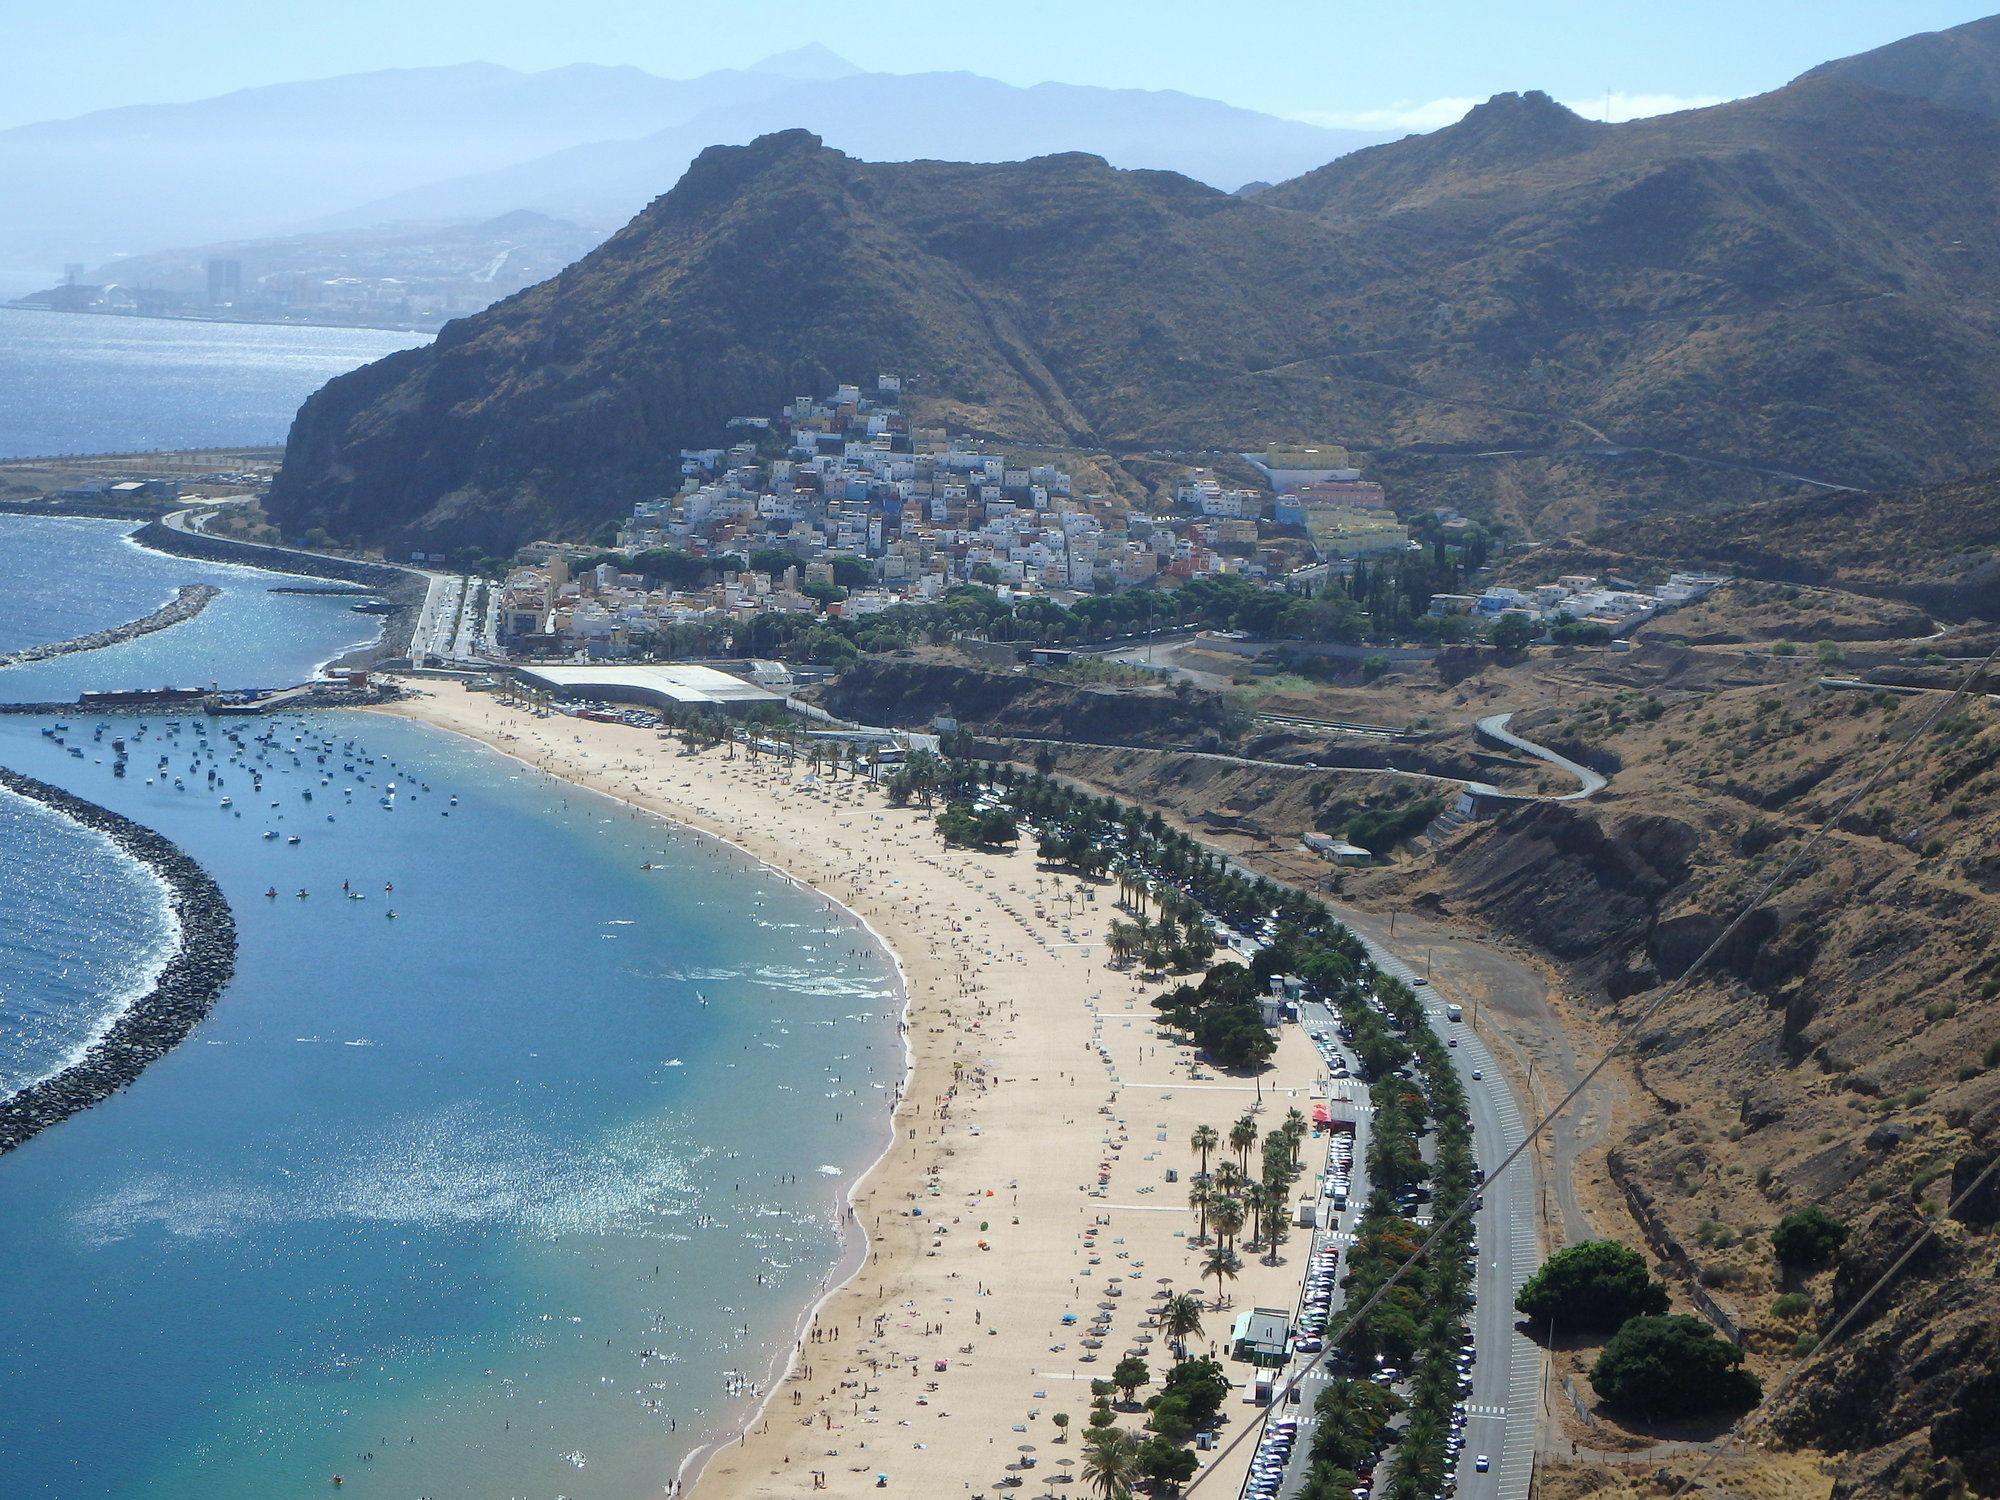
[0,517,900,1495]
[0,306,426,458]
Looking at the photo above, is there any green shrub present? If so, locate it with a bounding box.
[1589,1315,1763,1417]
[1773,1206,1848,1268]
[1515,1240,1669,1332]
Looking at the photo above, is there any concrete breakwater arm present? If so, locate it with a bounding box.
[0,584,219,667]
[0,766,237,1155]
[134,515,430,669]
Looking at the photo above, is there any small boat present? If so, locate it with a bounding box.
[287,835,301,845]
[220,797,232,807]
[263,830,278,840]
[265,888,278,898]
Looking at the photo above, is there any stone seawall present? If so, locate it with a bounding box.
[132,520,428,667]
[0,584,218,667]
[0,767,237,1154]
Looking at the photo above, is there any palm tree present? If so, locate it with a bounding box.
[1245,1181,1281,1252]
[1202,1243,1242,1310]
[1190,1124,1219,1177]
[1159,1292,1205,1358]
[1208,1194,1244,1253]
[1187,1180,1213,1245]
[1229,1115,1259,1174]
[1283,1107,1308,1168]
[1081,1426,1141,1500]
[1212,1160,1246,1200]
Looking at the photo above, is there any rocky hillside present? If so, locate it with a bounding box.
[1804,13,2000,119]
[1599,468,2000,622]
[1339,658,2000,1500]
[273,49,2000,553]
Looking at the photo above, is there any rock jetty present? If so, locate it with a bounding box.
[0,766,236,1154]
[0,584,219,667]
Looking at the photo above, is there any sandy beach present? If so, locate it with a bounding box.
[375,682,1341,1498]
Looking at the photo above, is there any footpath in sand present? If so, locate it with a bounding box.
[378,684,1336,1499]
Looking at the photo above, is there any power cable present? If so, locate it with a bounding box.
[1184,644,2000,1495]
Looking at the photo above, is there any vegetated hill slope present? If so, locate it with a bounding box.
[1348,663,2000,1500]
[271,71,2000,554]
[1605,467,2000,621]
[1803,12,2000,119]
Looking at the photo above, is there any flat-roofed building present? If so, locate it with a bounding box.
[512,663,784,714]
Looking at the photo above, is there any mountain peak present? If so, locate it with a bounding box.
[746,43,863,81]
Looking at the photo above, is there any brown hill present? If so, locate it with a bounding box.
[1601,468,2000,621]
[271,66,2000,554]
[1803,12,2000,118]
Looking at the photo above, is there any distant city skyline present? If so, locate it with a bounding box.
[6,0,1996,134]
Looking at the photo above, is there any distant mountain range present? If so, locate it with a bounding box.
[267,14,2000,558]
[311,68,1397,232]
[0,46,1390,272]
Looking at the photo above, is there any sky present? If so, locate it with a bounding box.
[2,0,1995,132]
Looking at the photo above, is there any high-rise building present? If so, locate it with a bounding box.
[205,258,242,305]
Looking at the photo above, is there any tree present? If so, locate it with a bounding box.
[1772,1206,1848,1269]
[1309,1377,1404,1471]
[1159,1292,1205,1358]
[1081,1426,1142,1500]
[1052,1411,1071,1443]
[1208,1195,1245,1253]
[1136,1437,1199,1493]
[1515,1239,1670,1333]
[1489,612,1538,654]
[1187,1180,1213,1245]
[1589,1314,1763,1417]
[1111,1355,1151,1404]
[1202,1244,1242,1308]
[1229,1115,1260,1174]
[1190,1123,1219,1177]
[936,802,1017,847]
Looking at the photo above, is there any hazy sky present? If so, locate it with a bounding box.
[4,0,1994,132]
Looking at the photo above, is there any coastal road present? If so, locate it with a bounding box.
[1354,937,1543,1500]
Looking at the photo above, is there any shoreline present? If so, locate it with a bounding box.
[0,582,218,667]
[0,765,236,1154]
[1,301,435,337]
[372,685,1333,1500]
[387,707,921,1493]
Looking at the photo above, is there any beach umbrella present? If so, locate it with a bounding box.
[1019,1444,1037,1452]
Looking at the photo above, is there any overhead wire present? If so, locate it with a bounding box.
[1183,642,2000,1495]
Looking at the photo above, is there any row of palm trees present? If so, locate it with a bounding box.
[1184,1111,1310,1307]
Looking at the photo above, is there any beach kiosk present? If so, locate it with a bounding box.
[1230,1307,1293,1367]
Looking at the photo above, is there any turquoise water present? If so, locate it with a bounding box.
[0,515,378,697]
[0,525,901,1498]
[0,307,424,458]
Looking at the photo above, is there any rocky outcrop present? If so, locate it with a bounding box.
[0,767,236,1154]
[0,584,217,667]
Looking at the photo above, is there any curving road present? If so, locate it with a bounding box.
[1474,713,1606,801]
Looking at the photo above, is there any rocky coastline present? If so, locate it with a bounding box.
[0,766,236,1154]
[0,583,219,667]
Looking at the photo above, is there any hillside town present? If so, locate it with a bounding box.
[477,377,1723,660]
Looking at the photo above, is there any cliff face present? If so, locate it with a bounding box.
[274,69,2000,553]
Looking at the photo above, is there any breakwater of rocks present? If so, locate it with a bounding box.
[0,766,236,1154]
[0,584,219,668]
